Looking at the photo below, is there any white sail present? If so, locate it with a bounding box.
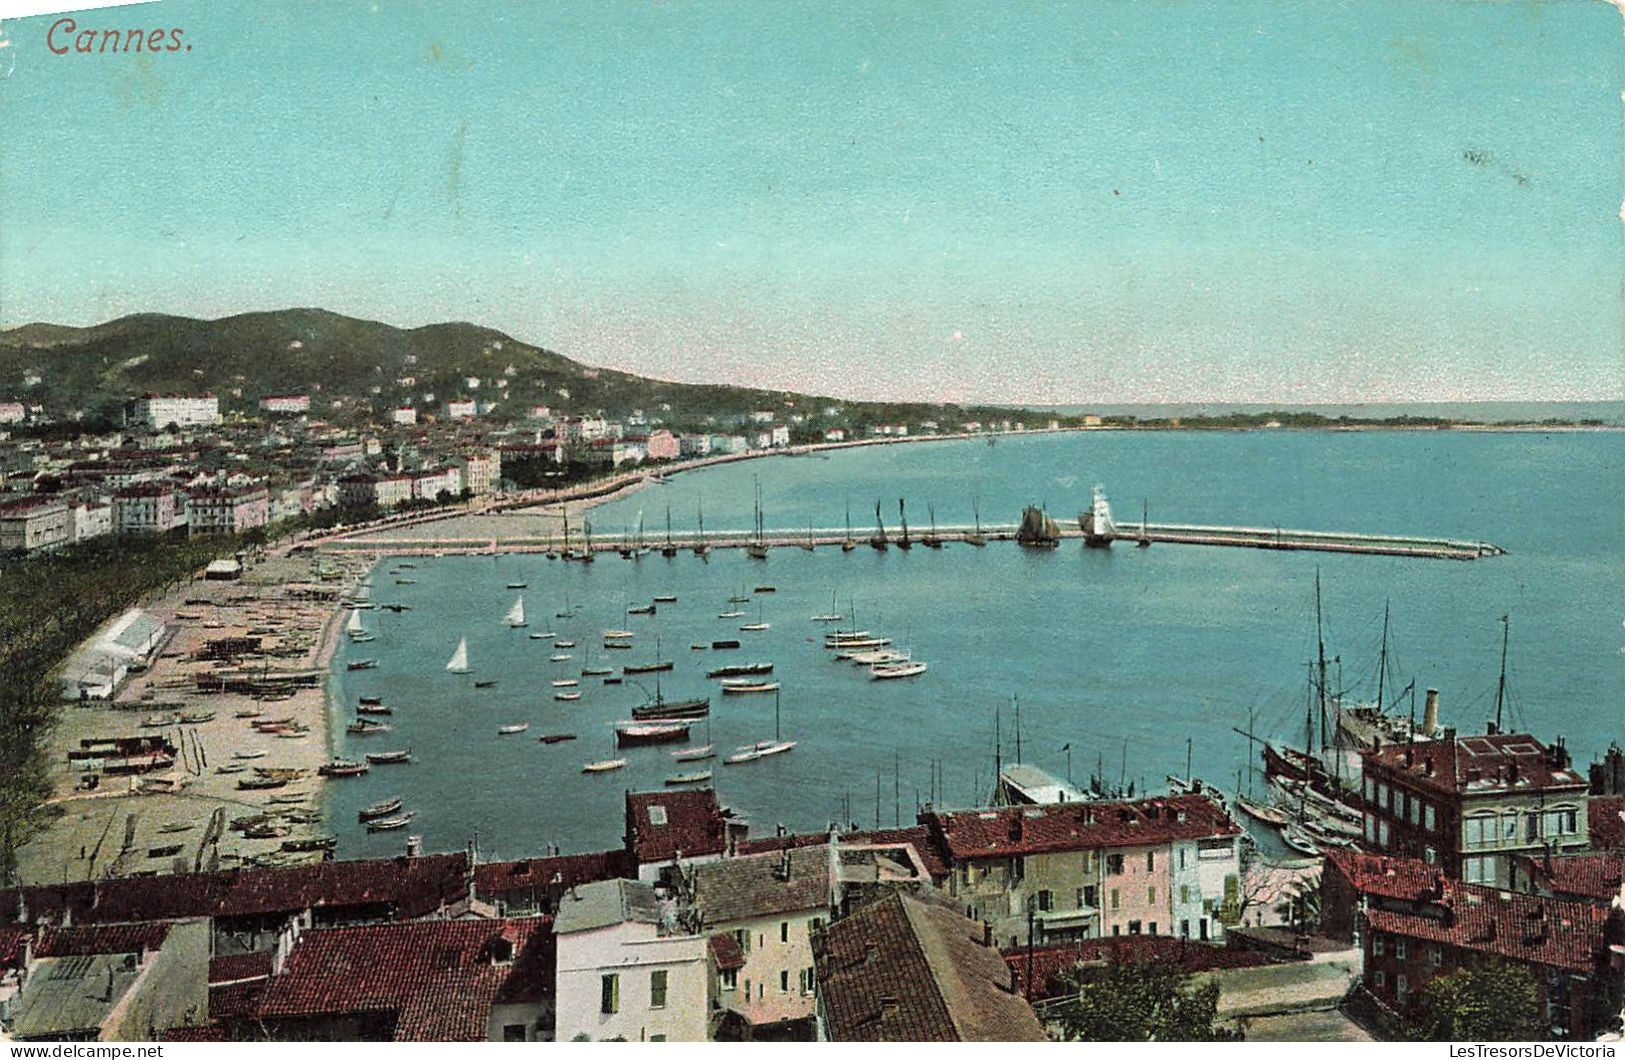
[504,595,526,627]
[346,609,364,635]
[446,637,470,673]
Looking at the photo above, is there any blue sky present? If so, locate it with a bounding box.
[1,0,1620,403]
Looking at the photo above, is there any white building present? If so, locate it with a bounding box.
[748,411,775,424]
[0,401,25,424]
[132,394,220,430]
[389,406,417,426]
[71,499,113,542]
[678,434,712,458]
[553,880,709,1043]
[444,398,477,419]
[1169,834,1242,943]
[258,394,310,415]
[708,435,749,456]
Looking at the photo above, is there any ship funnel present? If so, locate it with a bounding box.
[1422,689,1439,736]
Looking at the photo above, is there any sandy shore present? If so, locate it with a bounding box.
[15,548,373,886]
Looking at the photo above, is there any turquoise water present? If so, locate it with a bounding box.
[328,430,1624,859]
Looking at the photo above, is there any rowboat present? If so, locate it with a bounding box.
[602,642,632,650]
[474,680,498,689]
[528,631,553,640]
[739,622,770,632]
[319,759,371,777]
[707,662,773,678]
[616,722,691,747]
[582,665,613,676]
[811,613,843,622]
[346,719,392,735]
[673,744,715,761]
[722,681,780,694]
[754,586,776,594]
[666,771,712,785]
[1282,826,1322,858]
[552,679,579,688]
[711,640,741,650]
[358,696,385,706]
[539,733,577,744]
[554,640,577,648]
[550,653,574,662]
[507,582,528,589]
[358,797,403,820]
[719,610,746,619]
[234,750,268,760]
[653,594,678,604]
[830,637,890,649]
[554,691,582,701]
[356,703,392,716]
[346,659,378,671]
[366,812,415,832]
[603,630,635,640]
[234,710,263,719]
[624,660,674,674]
[848,650,909,665]
[239,776,289,790]
[582,758,628,774]
[1234,795,1291,828]
[628,604,656,616]
[364,750,412,765]
[871,661,927,679]
[498,723,530,735]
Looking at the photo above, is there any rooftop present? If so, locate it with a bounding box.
[812,891,1047,1042]
[1517,853,1625,903]
[1590,796,1625,852]
[690,845,830,926]
[9,953,146,1039]
[624,787,729,865]
[1363,731,1588,796]
[472,848,631,899]
[922,794,1240,861]
[1006,936,1278,1001]
[552,878,660,935]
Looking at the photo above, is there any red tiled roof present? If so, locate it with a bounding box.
[1363,732,1588,797]
[1005,937,1277,1001]
[1,853,469,925]
[209,978,270,1020]
[1362,876,1610,974]
[923,794,1240,861]
[165,1025,231,1042]
[255,918,552,1042]
[1590,797,1625,852]
[0,925,27,967]
[1518,853,1625,903]
[473,849,630,900]
[1324,849,1443,903]
[812,891,1047,1042]
[625,788,728,864]
[209,950,274,984]
[737,826,952,882]
[709,932,746,971]
[35,922,171,957]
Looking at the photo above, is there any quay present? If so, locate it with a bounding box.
[316,519,1502,561]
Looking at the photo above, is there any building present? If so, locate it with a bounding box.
[748,411,775,425]
[624,788,742,883]
[409,465,461,501]
[337,472,413,509]
[552,879,710,1043]
[185,485,269,535]
[3,920,210,1041]
[70,498,113,542]
[645,430,680,462]
[811,890,1048,1042]
[251,919,550,1041]
[823,429,846,443]
[0,401,26,424]
[456,451,501,496]
[919,794,1243,948]
[1512,853,1625,906]
[686,845,831,1037]
[133,394,220,430]
[1360,730,1591,886]
[708,434,749,456]
[1326,851,1620,1039]
[56,608,166,699]
[113,483,178,534]
[443,398,477,420]
[258,394,310,415]
[388,406,417,426]
[474,850,633,918]
[679,434,712,458]
[0,496,72,552]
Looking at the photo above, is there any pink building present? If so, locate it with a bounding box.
[645,429,680,461]
[258,394,311,415]
[113,482,178,534]
[186,485,270,535]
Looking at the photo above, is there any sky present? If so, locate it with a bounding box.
[0,0,1621,404]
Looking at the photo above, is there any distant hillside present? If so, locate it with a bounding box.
[0,309,985,429]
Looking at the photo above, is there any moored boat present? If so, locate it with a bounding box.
[666,770,712,785]
[871,660,927,680]
[347,659,379,671]
[346,718,393,735]
[616,721,691,747]
[364,749,412,765]
[707,662,773,678]
[539,733,577,744]
[582,758,628,774]
[366,812,416,832]
[722,681,779,694]
[356,702,392,716]
[498,723,530,735]
[554,691,582,701]
[673,744,715,761]
[318,759,370,778]
[358,797,403,821]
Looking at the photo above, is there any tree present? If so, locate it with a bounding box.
[1413,962,1541,1041]
[1050,956,1240,1042]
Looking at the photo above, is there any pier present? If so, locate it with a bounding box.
[316,520,1502,561]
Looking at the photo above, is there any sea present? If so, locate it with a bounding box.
[326,428,1625,860]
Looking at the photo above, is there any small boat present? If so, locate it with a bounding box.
[831,637,891,649]
[707,662,773,678]
[604,629,635,640]
[582,666,613,677]
[364,750,412,765]
[1282,826,1322,858]
[446,637,471,675]
[552,679,579,688]
[631,696,710,721]
[811,613,843,622]
[504,595,527,628]
[474,680,498,689]
[582,758,628,774]
[666,771,712,785]
[824,630,872,643]
[158,821,195,833]
[754,585,776,594]
[554,640,577,648]
[319,759,371,777]
[358,695,384,706]
[394,578,417,585]
[277,730,308,740]
[653,594,678,604]
[711,639,741,650]
[673,744,715,761]
[724,748,763,765]
[507,582,528,589]
[624,660,674,674]
[216,764,247,774]
[234,710,263,719]
[358,797,403,820]
[690,643,707,651]
[755,740,796,758]
[346,718,393,735]
[239,776,289,790]
[1234,795,1291,828]
[498,723,530,735]
[282,836,338,853]
[739,622,770,632]
[616,721,691,747]
[628,604,656,616]
[551,653,574,662]
[528,631,553,640]
[234,749,268,760]
[367,812,416,832]
[554,691,583,701]
[727,593,750,604]
[347,659,379,671]
[722,681,780,694]
[871,661,928,680]
[356,702,392,715]
[269,792,308,804]
[539,733,577,744]
[848,649,909,665]
[719,610,746,619]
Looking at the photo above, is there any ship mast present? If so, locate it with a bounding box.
[1493,614,1510,733]
[1376,599,1390,712]
[1315,569,1329,751]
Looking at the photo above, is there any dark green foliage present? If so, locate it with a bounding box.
[1412,962,1541,1042]
[1050,956,1240,1042]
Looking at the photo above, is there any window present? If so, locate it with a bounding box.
[503,1025,527,1042]
[721,969,738,991]
[744,979,750,999]
[810,917,824,934]
[1146,851,1155,872]
[1107,854,1125,876]
[1037,889,1053,912]
[650,969,668,1009]
[1379,820,1390,848]
[1525,813,1539,843]
[1181,919,1190,938]
[799,967,814,994]
[648,805,668,825]
[1463,856,1493,884]
[1083,886,1097,908]
[1199,919,1209,941]
[1372,934,1384,956]
[1396,974,1409,1001]
[780,970,789,993]
[1147,887,1156,905]
[1429,945,1442,967]
[758,983,764,1000]
[1113,924,1121,937]
[1424,846,1437,865]
[1009,856,1025,881]
[780,921,789,943]
[1364,814,1376,842]
[1374,970,1386,990]
[1407,796,1420,826]
[1363,776,1374,802]
[650,1035,666,1043]
[1394,940,1407,961]
[1179,884,1191,904]
[1544,808,1580,838]
[1424,804,1436,831]
[1129,920,1142,935]
[1464,815,1494,850]
[734,928,751,954]
[1179,848,1187,869]
[1149,922,1158,935]
[601,973,620,1015]
[758,933,765,949]
[1376,782,1388,811]
[1110,888,1120,910]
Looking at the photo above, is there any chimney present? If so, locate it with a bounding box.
[776,848,792,882]
[1487,721,1498,736]
[1423,689,1439,735]
[406,834,423,858]
[983,921,993,947]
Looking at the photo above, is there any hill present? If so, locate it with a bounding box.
[0,309,991,430]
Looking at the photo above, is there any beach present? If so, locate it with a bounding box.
[14,547,374,886]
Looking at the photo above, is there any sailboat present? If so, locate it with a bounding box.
[560,508,575,561]
[661,505,678,557]
[965,497,987,547]
[1137,500,1152,548]
[445,637,471,675]
[634,512,651,558]
[1016,505,1060,548]
[503,595,527,628]
[724,689,795,764]
[739,600,770,632]
[346,609,374,643]
[555,591,578,620]
[896,499,913,550]
[693,498,710,557]
[631,667,710,720]
[747,478,769,559]
[870,501,888,550]
[811,590,843,623]
[922,504,943,548]
[580,519,596,563]
[799,520,816,551]
[624,635,674,674]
